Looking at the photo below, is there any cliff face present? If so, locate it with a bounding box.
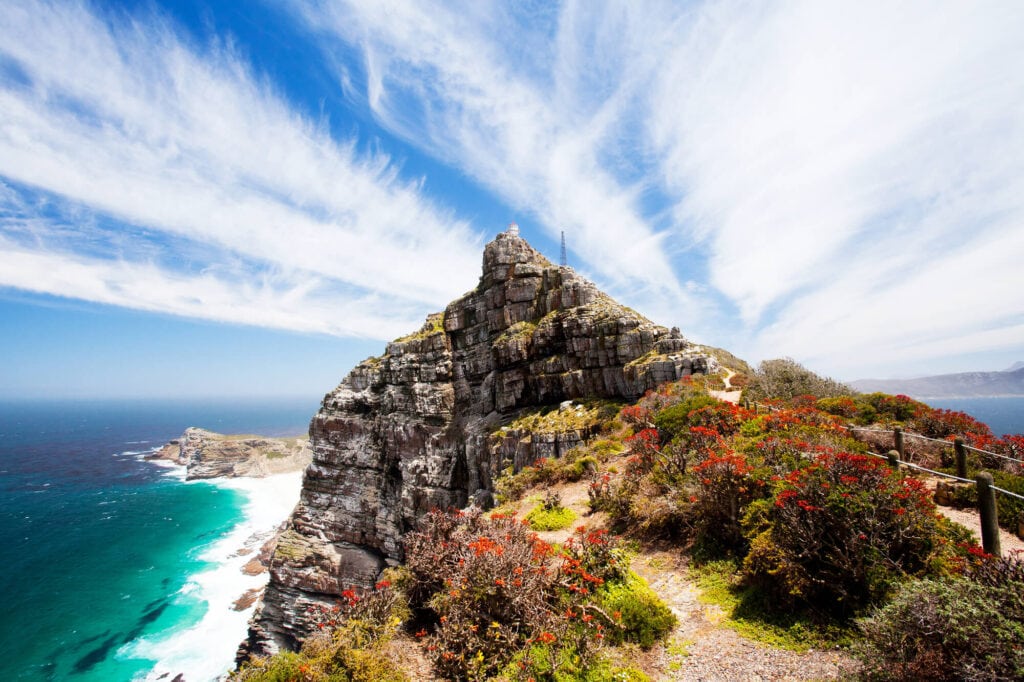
[245,231,712,654]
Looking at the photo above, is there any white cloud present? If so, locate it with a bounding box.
[290,0,689,303]
[0,233,422,338]
[0,0,482,336]
[646,0,1024,374]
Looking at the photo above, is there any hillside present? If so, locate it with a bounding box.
[851,365,1024,398]
[234,230,1024,682]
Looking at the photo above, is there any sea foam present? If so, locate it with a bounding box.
[122,470,303,681]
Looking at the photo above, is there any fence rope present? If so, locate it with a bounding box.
[964,444,1024,465]
[848,424,1024,465]
[991,486,1024,502]
[902,432,955,445]
[896,460,976,484]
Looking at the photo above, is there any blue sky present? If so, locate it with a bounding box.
[1,0,1023,399]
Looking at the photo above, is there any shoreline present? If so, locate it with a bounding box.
[122,467,303,681]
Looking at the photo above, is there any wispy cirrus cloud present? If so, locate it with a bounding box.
[646,0,1024,375]
[294,0,1024,376]
[290,0,690,305]
[0,0,482,339]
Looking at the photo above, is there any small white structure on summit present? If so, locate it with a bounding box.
[506,222,520,237]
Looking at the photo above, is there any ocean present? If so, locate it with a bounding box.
[926,396,1024,438]
[0,398,317,681]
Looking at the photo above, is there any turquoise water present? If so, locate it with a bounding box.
[0,399,316,681]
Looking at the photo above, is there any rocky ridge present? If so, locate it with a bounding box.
[150,427,312,480]
[245,229,715,655]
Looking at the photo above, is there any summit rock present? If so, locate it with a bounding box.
[244,229,714,655]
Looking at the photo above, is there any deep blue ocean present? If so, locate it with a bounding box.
[927,396,1024,438]
[0,398,317,681]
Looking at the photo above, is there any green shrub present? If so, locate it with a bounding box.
[745,358,852,402]
[526,501,578,531]
[653,395,720,440]
[857,575,1024,681]
[598,572,676,648]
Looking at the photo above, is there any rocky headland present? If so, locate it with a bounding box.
[149,427,312,480]
[244,229,715,656]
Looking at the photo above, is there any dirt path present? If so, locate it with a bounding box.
[631,551,859,681]
[709,368,742,405]
[936,505,1024,555]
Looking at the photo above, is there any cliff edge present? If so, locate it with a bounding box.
[244,229,713,655]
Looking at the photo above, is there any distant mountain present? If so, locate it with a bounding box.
[851,366,1024,398]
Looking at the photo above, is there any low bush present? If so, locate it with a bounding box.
[653,395,720,441]
[403,512,659,681]
[743,451,944,613]
[745,358,852,402]
[597,572,677,648]
[526,493,577,531]
[857,570,1024,681]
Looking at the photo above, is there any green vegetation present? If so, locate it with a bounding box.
[691,559,855,651]
[392,313,444,344]
[525,496,577,531]
[857,556,1024,681]
[745,357,852,402]
[597,572,676,648]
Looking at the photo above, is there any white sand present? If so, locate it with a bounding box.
[123,470,304,681]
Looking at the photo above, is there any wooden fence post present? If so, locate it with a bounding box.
[893,427,904,460]
[976,472,1001,558]
[954,438,967,480]
[886,450,900,469]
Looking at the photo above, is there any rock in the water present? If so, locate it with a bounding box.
[244,229,713,656]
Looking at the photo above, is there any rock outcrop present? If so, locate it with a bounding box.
[244,230,713,655]
[151,427,312,480]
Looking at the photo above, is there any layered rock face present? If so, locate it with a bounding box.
[246,231,712,654]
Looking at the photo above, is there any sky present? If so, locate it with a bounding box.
[1,0,1023,399]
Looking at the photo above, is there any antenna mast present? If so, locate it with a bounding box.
[560,231,567,267]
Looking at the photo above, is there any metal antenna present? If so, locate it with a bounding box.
[560,231,567,267]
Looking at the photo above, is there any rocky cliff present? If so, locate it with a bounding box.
[151,427,312,480]
[244,230,713,655]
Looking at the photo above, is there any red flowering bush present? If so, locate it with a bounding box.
[910,407,992,441]
[652,394,721,441]
[743,451,943,613]
[689,448,762,550]
[685,402,753,437]
[403,511,650,680]
[619,404,653,427]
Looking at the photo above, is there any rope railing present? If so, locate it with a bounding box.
[992,486,1024,502]
[897,460,975,484]
[848,424,1024,465]
[902,432,955,445]
[964,444,1024,465]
